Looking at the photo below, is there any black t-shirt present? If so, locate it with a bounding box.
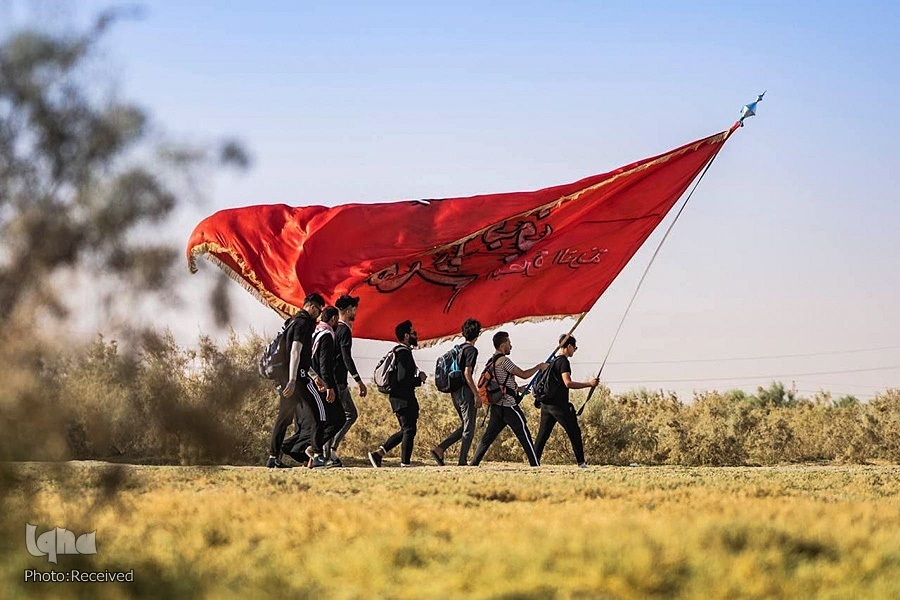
[459,343,478,373]
[286,310,315,380]
[546,355,572,406]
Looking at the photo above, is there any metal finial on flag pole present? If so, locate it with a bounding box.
[739,91,766,126]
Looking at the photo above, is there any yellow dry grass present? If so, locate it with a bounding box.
[3,463,900,599]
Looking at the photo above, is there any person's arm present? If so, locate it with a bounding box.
[561,372,599,390]
[321,335,337,402]
[465,365,477,396]
[282,340,302,397]
[397,350,426,387]
[410,354,425,387]
[339,327,367,396]
[510,361,548,379]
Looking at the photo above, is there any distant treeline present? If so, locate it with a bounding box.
[11,333,900,467]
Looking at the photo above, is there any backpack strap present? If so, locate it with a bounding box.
[485,352,501,373]
[450,343,463,367]
[492,354,516,397]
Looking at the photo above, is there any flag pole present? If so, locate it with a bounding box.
[574,92,764,415]
[574,146,725,416]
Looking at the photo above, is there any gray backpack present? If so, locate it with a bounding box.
[373,345,405,394]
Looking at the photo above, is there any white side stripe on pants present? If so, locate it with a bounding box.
[306,380,326,420]
[512,405,539,465]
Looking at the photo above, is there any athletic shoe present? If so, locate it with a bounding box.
[430,448,445,466]
[310,455,327,468]
[326,457,343,468]
[578,462,588,469]
[399,463,412,467]
[265,457,291,469]
[368,451,383,468]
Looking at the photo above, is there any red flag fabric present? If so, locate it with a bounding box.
[187,127,736,343]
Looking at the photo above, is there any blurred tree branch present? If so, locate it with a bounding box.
[0,10,250,326]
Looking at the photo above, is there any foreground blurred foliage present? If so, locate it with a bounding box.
[0,11,248,456]
[23,332,900,467]
[0,12,248,590]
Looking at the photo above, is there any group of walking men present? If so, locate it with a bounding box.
[266,292,598,469]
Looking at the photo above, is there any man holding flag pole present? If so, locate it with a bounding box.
[533,334,598,467]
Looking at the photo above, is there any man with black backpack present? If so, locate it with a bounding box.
[470,331,548,467]
[533,335,598,468]
[368,320,426,468]
[431,318,482,466]
[266,293,325,469]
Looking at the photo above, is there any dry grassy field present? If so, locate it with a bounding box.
[3,462,899,599]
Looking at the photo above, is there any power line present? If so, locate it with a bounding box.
[579,345,900,365]
[792,379,891,391]
[602,364,900,384]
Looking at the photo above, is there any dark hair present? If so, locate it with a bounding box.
[304,293,325,309]
[461,318,482,342]
[335,294,359,311]
[492,330,509,350]
[558,334,577,349]
[395,320,414,342]
[321,306,339,322]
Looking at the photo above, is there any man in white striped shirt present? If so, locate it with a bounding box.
[471,331,548,467]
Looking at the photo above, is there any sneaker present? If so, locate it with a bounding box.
[430,448,445,466]
[265,456,292,469]
[368,451,383,468]
[578,462,588,469]
[326,456,343,468]
[310,455,327,469]
[399,463,412,468]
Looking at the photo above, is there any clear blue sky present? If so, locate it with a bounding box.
[5,1,899,398]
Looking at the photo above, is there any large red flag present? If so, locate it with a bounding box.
[187,126,736,343]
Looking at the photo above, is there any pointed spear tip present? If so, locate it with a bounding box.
[738,91,766,126]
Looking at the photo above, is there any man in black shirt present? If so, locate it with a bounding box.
[309,306,346,467]
[533,335,598,468]
[266,293,325,468]
[325,294,367,463]
[431,318,482,466]
[368,320,426,468]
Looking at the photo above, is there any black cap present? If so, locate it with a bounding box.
[335,294,360,310]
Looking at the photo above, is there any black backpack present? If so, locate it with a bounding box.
[434,344,464,393]
[532,356,564,406]
[258,317,296,383]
